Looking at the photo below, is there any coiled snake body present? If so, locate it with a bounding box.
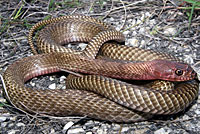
[3,15,199,122]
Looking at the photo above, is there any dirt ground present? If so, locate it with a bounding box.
[0,0,200,134]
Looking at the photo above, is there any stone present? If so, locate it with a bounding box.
[60,76,66,82]
[67,128,85,134]
[154,128,167,134]
[49,83,56,89]
[1,122,7,127]
[63,121,74,133]
[163,27,177,36]
[128,38,139,47]
[16,122,25,127]
[8,130,19,134]
[0,116,7,122]
[86,132,93,134]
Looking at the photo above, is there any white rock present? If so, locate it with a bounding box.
[8,130,19,134]
[123,30,131,35]
[131,31,137,36]
[50,128,55,134]
[67,128,85,134]
[182,115,190,120]
[141,14,145,21]
[16,122,25,127]
[131,19,136,25]
[184,55,194,64]
[10,116,17,121]
[108,17,114,22]
[141,40,146,46]
[63,121,74,131]
[30,81,35,86]
[1,122,7,127]
[195,109,200,115]
[121,127,129,132]
[49,76,54,81]
[115,27,121,31]
[10,116,16,121]
[136,19,142,24]
[145,12,151,17]
[163,27,177,36]
[0,98,6,103]
[139,27,146,34]
[49,83,56,89]
[60,76,66,82]
[86,132,93,134]
[0,116,7,122]
[102,1,107,5]
[61,85,66,90]
[97,129,107,134]
[128,38,139,47]
[149,19,156,25]
[154,128,167,134]
[112,124,121,130]
[79,43,87,50]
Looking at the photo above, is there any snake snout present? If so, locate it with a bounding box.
[152,60,196,81]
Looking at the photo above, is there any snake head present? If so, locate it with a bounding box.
[151,60,197,81]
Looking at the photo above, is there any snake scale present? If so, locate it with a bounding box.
[3,15,199,122]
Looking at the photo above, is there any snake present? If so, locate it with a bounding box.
[3,15,199,123]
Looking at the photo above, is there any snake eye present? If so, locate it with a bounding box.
[175,69,183,76]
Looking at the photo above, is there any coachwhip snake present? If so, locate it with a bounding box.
[3,15,199,122]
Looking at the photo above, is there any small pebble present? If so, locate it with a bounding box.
[141,14,145,21]
[1,122,7,127]
[130,19,136,25]
[182,115,190,120]
[97,129,107,134]
[145,12,151,17]
[63,121,74,132]
[60,76,66,82]
[10,116,16,121]
[79,43,87,50]
[67,128,85,134]
[49,76,54,81]
[128,38,139,47]
[49,83,56,89]
[0,116,7,122]
[131,31,137,36]
[139,27,146,34]
[30,81,35,86]
[0,98,6,103]
[16,122,25,127]
[163,27,177,36]
[141,40,146,46]
[112,124,121,131]
[50,128,55,134]
[154,128,168,134]
[149,19,156,26]
[8,130,19,134]
[123,30,131,35]
[121,127,129,132]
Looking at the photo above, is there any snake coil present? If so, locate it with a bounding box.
[3,15,199,122]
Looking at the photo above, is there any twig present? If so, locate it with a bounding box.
[9,0,23,18]
[118,0,127,31]
[104,0,148,14]
[87,0,95,15]
[102,0,114,19]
